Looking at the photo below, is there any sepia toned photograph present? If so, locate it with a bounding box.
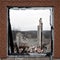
[8,7,53,57]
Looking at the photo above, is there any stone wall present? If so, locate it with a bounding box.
[0,57,60,60]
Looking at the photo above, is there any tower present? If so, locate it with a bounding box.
[37,18,43,48]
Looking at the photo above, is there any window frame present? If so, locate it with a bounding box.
[7,6,54,57]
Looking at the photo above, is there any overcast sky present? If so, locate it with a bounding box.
[9,8,51,31]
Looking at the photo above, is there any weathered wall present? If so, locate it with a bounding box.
[0,0,60,58]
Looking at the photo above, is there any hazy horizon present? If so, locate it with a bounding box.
[9,7,52,31]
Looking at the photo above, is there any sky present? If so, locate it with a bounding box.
[9,7,52,31]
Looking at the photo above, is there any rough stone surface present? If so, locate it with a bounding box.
[0,58,60,60]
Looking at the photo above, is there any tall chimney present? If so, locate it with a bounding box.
[37,18,43,48]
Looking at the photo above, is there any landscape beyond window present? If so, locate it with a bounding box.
[8,7,53,57]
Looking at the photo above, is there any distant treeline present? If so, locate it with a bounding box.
[12,30,51,40]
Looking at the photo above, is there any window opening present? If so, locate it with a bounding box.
[8,7,54,57]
